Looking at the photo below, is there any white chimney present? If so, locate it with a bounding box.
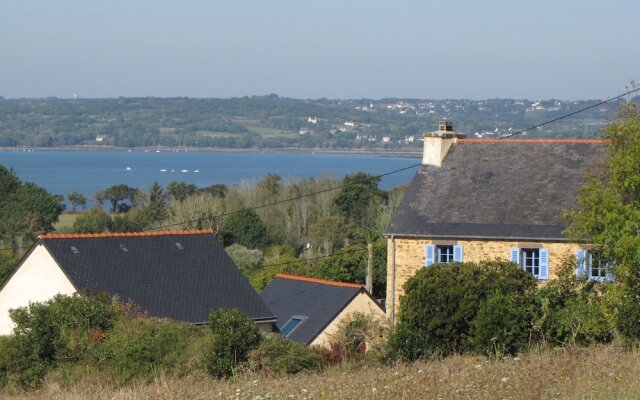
[422,121,465,167]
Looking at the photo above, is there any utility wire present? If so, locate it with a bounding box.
[145,162,422,231]
[500,87,640,139]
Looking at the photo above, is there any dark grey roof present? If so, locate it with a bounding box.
[260,275,379,344]
[40,232,275,324]
[386,140,607,241]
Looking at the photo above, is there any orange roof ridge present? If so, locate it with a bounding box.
[39,229,215,240]
[275,273,364,289]
[457,138,607,144]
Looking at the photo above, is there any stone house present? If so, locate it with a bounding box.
[260,274,385,348]
[384,122,609,323]
[0,230,276,334]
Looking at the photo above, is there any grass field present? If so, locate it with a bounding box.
[53,213,79,233]
[7,345,640,400]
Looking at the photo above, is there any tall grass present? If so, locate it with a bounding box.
[6,345,640,399]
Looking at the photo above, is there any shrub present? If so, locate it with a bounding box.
[472,292,532,357]
[389,260,535,360]
[249,334,322,375]
[615,288,640,341]
[0,294,117,388]
[99,317,206,383]
[328,312,388,362]
[534,259,615,346]
[203,308,262,377]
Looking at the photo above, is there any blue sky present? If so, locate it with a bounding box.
[1,0,638,100]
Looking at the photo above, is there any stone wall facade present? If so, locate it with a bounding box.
[385,237,580,322]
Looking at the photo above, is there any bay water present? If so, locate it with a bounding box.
[1,149,418,207]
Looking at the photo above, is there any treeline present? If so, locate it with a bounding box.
[0,96,630,149]
[59,172,405,298]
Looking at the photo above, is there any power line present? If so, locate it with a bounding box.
[500,87,640,139]
[145,162,422,231]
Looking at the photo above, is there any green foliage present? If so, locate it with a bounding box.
[67,191,87,212]
[204,308,262,377]
[72,207,112,233]
[166,181,198,202]
[390,260,536,360]
[99,317,206,382]
[248,334,322,375]
[472,292,532,357]
[332,172,385,231]
[0,294,117,388]
[328,312,388,361]
[95,184,139,213]
[221,208,270,249]
[225,244,264,278]
[0,252,19,283]
[0,165,63,249]
[533,259,614,346]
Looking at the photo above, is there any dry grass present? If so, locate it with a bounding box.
[4,345,640,400]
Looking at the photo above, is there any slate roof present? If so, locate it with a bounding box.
[386,139,608,241]
[260,274,382,344]
[36,230,275,324]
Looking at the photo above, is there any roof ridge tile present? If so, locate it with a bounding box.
[275,273,364,289]
[457,138,607,144]
[38,229,214,240]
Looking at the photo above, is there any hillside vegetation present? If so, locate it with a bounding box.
[6,345,640,400]
[0,96,630,149]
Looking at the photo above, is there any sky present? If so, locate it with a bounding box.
[1,0,638,100]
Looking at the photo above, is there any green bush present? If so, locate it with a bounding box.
[249,334,322,375]
[99,317,206,382]
[615,288,640,341]
[328,312,388,362]
[389,260,535,360]
[472,292,532,357]
[203,308,262,377]
[533,259,614,346]
[0,294,117,388]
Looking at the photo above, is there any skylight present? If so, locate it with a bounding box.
[175,242,184,250]
[119,244,129,252]
[281,316,306,337]
[70,246,79,254]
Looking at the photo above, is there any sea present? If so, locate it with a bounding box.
[0,149,419,207]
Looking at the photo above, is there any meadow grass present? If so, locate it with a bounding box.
[5,345,639,399]
[53,213,79,232]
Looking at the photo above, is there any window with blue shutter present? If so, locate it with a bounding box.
[538,249,549,280]
[576,249,586,278]
[585,250,615,281]
[453,245,464,262]
[425,245,435,267]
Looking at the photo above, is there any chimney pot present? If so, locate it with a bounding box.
[422,121,465,167]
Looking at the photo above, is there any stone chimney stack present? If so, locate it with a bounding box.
[422,121,466,167]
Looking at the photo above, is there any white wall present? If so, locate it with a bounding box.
[0,244,76,335]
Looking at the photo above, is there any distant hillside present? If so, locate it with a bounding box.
[0,95,636,150]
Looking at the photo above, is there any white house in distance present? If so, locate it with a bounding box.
[0,230,276,335]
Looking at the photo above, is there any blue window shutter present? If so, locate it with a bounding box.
[575,249,586,279]
[453,245,463,262]
[539,249,549,280]
[425,245,435,267]
[510,248,520,265]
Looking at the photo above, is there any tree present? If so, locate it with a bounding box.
[67,191,87,212]
[332,172,386,233]
[0,166,63,249]
[166,181,198,202]
[95,184,139,213]
[221,208,270,249]
[72,208,112,233]
[204,308,261,377]
[565,105,640,339]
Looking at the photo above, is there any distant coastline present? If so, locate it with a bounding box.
[0,145,422,159]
